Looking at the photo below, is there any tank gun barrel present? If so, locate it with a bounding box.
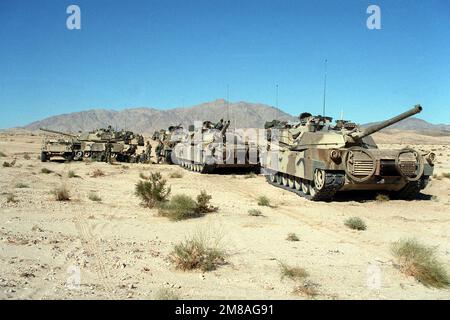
[348,105,422,141]
[40,128,78,138]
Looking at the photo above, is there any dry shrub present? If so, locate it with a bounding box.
[3,161,12,167]
[135,172,171,208]
[158,194,199,221]
[391,238,450,288]
[257,195,270,207]
[15,183,29,188]
[286,233,299,241]
[6,193,17,203]
[88,192,101,202]
[0,151,6,157]
[53,185,70,201]
[279,262,309,280]
[248,209,262,216]
[376,193,390,202]
[244,172,256,179]
[170,230,225,272]
[196,190,218,213]
[442,172,450,179]
[344,217,367,231]
[23,154,31,160]
[68,170,79,178]
[292,280,319,298]
[91,169,105,177]
[41,168,53,174]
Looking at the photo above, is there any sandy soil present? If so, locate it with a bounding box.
[0,131,449,300]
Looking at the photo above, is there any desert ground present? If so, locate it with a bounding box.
[0,131,449,300]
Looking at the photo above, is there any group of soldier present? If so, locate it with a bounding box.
[104,140,163,164]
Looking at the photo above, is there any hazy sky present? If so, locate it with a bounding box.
[0,0,448,128]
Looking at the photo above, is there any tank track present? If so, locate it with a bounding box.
[265,172,344,201]
[392,178,426,200]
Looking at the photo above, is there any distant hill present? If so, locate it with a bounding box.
[17,99,449,136]
[21,99,296,134]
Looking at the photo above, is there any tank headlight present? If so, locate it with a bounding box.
[330,149,341,161]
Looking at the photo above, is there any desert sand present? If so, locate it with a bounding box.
[0,131,449,300]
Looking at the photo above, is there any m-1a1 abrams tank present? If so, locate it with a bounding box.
[39,129,81,162]
[261,105,435,201]
[173,119,259,173]
[40,127,144,162]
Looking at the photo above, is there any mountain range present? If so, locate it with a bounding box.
[18,99,450,135]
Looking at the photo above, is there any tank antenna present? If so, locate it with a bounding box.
[322,59,328,117]
[226,84,230,121]
[276,83,279,120]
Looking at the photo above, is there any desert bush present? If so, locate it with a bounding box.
[376,193,390,202]
[196,190,218,213]
[0,151,6,157]
[121,165,129,169]
[158,194,199,221]
[244,172,256,179]
[3,161,12,167]
[169,171,183,179]
[344,217,367,231]
[41,168,53,174]
[68,170,79,178]
[154,288,179,300]
[91,169,105,177]
[6,193,17,203]
[391,238,450,288]
[53,185,70,201]
[135,172,171,208]
[286,233,299,241]
[170,232,225,272]
[292,280,319,298]
[23,154,31,160]
[15,183,29,188]
[248,209,262,216]
[257,195,270,207]
[279,262,309,280]
[88,192,102,202]
[442,172,450,179]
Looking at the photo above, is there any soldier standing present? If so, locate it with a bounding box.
[105,141,113,164]
[155,140,163,164]
[145,141,152,163]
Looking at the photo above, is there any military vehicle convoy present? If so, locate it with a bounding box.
[173,119,259,173]
[260,105,435,201]
[40,127,144,162]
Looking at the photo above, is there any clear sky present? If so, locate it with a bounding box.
[0,0,448,128]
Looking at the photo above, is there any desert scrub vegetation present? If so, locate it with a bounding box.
[135,171,171,208]
[159,190,217,221]
[279,262,308,280]
[286,233,299,241]
[442,172,450,179]
[248,209,262,216]
[91,169,105,177]
[23,154,31,160]
[257,195,270,207]
[292,280,319,298]
[68,170,79,178]
[88,192,102,202]
[15,183,29,188]
[391,238,450,288]
[375,193,390,202]
[154,288,179,300]
[0,151,6,157]
[6,193,17,203]
[344,217,367,231]
[169,171,183,178]
[170,231,225,272]
[3,161,14,167]
[53,185,70,201]
[41,167,53,174]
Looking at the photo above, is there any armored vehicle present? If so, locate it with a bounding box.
[173,119,259,173]
[152,124,184,164]
[261,105,435,201]
[40,128,81,162]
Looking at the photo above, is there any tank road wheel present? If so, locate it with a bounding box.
[189,163,193,171]
[294,177,302,191]
[199,164,205,173]
[276,174,283,185]
[301,180,310,195]
[281,174,289,186]
[268,172,278,183]
[195,164,200,172]
[287,175,295,188]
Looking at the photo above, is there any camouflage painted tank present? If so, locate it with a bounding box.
[261,105,435,201]
[173,119,259,173]
[152,124,184,164]
[40,128,81,162]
